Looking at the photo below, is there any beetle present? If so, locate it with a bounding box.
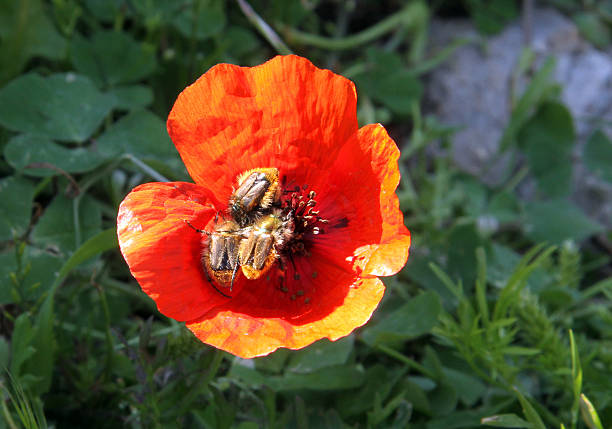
[196,219,245,297]
[238,210,295,280]
[229,168,280,226]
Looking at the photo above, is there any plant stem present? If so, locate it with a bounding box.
[94,281,115,382]
[283,1,427,51]
[176,350,224,415]
[237,0,292,55]
[122,154,170,182]
[375,344,436,378]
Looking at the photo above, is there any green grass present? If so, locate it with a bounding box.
[1,0,611,427]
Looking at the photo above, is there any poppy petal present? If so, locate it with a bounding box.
[306,124,410,278]
[185,276,384,358]
[117,182,228,321]
[352,124,410,277]
[167,55,358,202]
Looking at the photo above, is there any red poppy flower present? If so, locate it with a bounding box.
[117,55,410,358]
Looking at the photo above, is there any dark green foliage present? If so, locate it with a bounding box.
[585,130,612,183]
[518,102,574,198]
[1,1,611,428]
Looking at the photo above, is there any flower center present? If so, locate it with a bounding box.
[281,186,329,256]
[193,168,331,300]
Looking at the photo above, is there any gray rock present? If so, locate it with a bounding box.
[425,7,612,226]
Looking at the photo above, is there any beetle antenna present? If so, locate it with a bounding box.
[185,220,207,233]
[211,282,232,298]
[230,263,240,291]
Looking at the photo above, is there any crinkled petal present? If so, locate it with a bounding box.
[167,55,358,202]
[186,274,384,358]
[350,124,410,276]
[117,182,228,321]
[304,124,410,278]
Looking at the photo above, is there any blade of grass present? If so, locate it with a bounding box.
[1,371,47,429]
[513,387,546,429]
[53,228,118,293]
[569,330,582,429]
[429,262,463,300]
[475,247,490,330]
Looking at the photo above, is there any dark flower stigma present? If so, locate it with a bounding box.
[281,185,329,257]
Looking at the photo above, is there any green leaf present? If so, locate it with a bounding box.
[228,361,266,388]
[9,314,36,377]
[427,410,486,429]
[0,176,35,240]
[448,223,484,287]
[267,365,365,391]
[523,200,603,244]
[253,349,290,374]
[500,57,556,151]
[518,102,574,197]
[0,336,9,369]
[108,85,154,110]
[481,413,533,427]
[337,365,404,417]
[443,368,485,406]
[169,0,226,40]
[223,26,261,58]
[405,252,455,306]
[584,130,612,183]
[356,49,422,115]
[22,292,56,395]
[31,194,102,255]
[83,0,127,22]
[402,379,431,414]
[465,0,519,35]
[285,336,354,373]
[0,251,18,304]
[55,228,118,287]
[361,291,441,347]
[0,0,66,84]
[71,31,157,87]
[459,177,488,218]
[95,110,182,169]
[487,244,522,288]
[0,73,114,142]
[0,246,63,305]
[487,191,521,224]
[513,388,546,429]
[574,13,611,49]
[235,423,259,429]
[23,247,63,298]
[4,134,106,177]
[428,381,458,415]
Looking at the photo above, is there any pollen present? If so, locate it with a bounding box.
[282,186,329,252]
